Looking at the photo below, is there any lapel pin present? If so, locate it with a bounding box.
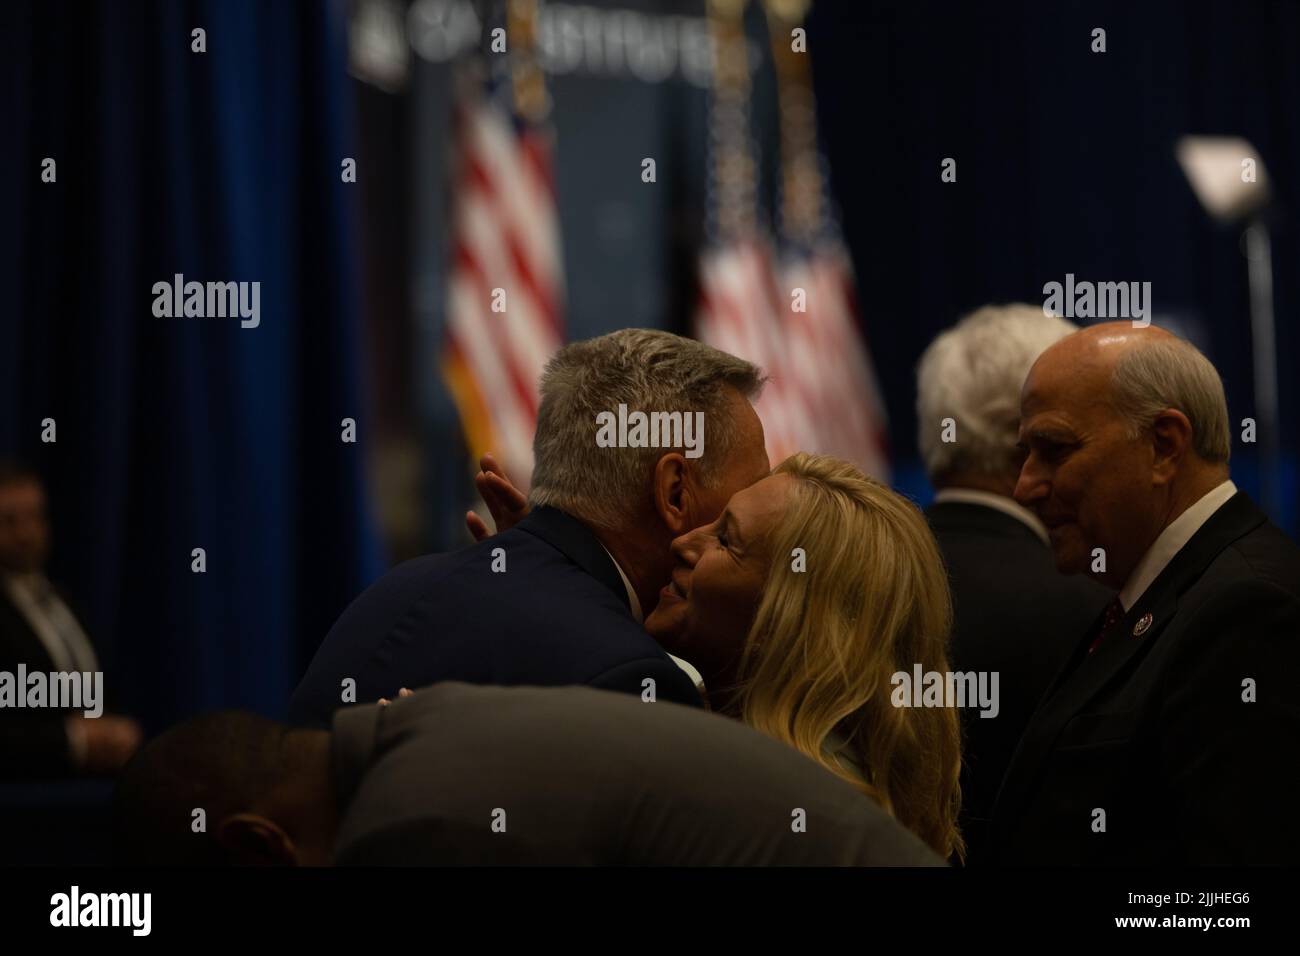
[1133,613,1153,637]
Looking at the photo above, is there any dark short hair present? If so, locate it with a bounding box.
[113,711,290,865]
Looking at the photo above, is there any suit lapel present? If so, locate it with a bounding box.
[0,584,59,671]
[515,507,632,614]
[1023,589,1177,754]
[994,492,1267,846]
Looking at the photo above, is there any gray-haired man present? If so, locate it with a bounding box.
[289,330,769,725]
[994,323,1300,864]
[915,304,1109,863]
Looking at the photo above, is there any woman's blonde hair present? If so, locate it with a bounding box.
[731,453,964,860]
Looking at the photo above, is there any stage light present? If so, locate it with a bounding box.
[1176,135,1280,516]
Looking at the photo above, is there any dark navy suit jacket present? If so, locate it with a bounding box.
[991,492,1300,864]
[926,500,1108,865]
[288,507,701,726]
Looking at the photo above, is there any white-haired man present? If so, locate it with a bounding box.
[290,330,770,725]
[993,322,1300,864]
[915,304,1110,864]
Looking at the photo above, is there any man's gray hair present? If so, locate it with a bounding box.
[916,304,1077,482]
[530,329,765,530]
[1109,335,1231,463]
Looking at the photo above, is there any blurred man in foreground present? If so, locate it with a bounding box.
[993,323,1300,864]
[116,682,942,866]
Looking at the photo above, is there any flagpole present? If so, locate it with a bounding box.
[1244,218,1281,517]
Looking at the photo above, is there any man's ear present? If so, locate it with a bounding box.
[652,453,693,535]
[217,813,299,866]
[1150,408,1193,484]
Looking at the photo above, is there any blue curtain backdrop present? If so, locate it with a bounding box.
[0,0,385,732]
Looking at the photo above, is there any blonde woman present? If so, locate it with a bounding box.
[472,451,964,860]
[642,453,963,861]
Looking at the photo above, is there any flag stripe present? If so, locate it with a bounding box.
[443,56,564,490]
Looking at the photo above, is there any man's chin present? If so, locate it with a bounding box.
[1047,532,1088,575]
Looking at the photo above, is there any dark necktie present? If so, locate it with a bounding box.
[1087,597,1125,655]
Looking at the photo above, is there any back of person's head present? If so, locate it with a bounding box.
[916,304,1076,486]
[529,329,764,531]
[114,711,290,865]
[734,453,963,860]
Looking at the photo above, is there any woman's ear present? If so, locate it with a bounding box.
[652,453,693,535]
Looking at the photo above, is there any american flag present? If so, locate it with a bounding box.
[779,240,891,480]
[696,237,889,479]
[694,2,889,480]
[696,238,811,465]
[441,1,563,490]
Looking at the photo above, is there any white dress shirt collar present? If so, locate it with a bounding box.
[1119,479,1237,612]
[599,544,644,624]
[2,571,99,673]
[932,488,1050,546]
